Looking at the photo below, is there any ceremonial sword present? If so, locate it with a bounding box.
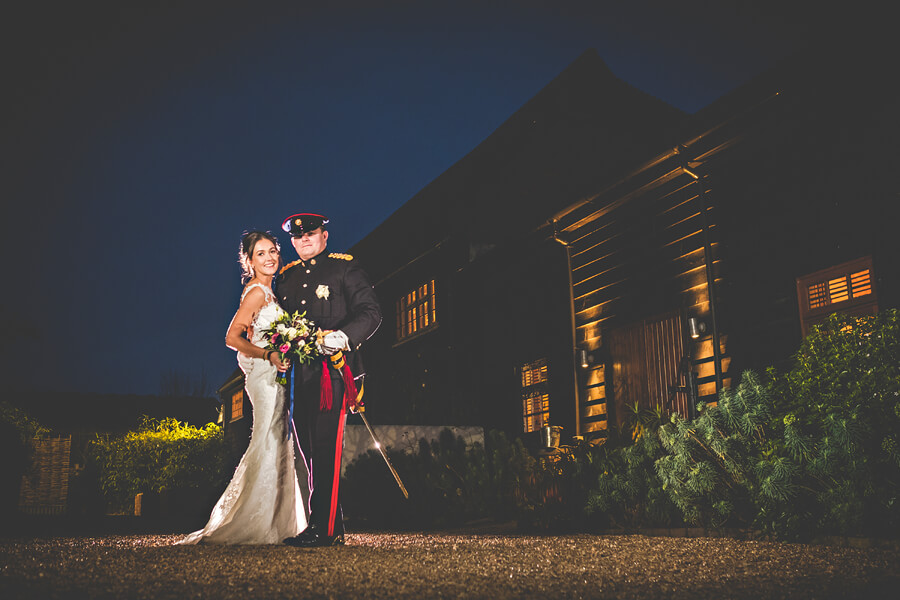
[325,346,409,499]
[292,400,408,499]
[355,409,409,499]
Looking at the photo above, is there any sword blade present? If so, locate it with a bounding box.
[358,411,409,499]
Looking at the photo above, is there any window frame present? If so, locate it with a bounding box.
[796,255,878,337]
[230,389,245,422]
[521,358,550,433]
[395,279,438,343]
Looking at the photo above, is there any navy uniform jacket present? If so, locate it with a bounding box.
[275,250,382,383]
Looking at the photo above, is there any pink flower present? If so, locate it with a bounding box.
[271,333,280,342]
[280,343,290,353]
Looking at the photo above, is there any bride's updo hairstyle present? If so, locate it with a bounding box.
[239,230,281,283]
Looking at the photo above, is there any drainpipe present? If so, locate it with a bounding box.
[551,220,582,437]
[680,150,724,394]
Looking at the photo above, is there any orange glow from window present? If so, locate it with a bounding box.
[397,280,437,341]
[521,358,549,433]
[808,268,873,310]
[231,390,243,421]
[851,270,872,297]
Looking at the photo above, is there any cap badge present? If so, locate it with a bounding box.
[295,218,303,227]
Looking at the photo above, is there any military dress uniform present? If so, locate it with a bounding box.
[276,214,381,545]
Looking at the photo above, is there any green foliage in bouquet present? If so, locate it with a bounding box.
[87,417,227,514]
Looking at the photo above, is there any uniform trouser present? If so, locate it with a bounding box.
[294,368,347,536]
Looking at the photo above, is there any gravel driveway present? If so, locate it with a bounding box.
[2,532,898,599]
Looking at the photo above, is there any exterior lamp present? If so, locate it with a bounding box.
[578,349,593,369]
[688,317,707,339]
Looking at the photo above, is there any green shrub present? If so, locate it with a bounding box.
[0,402,49,516]
[342,429,537,529]
[652,310,900,540]
[763,309,900,538]
[87,416,227,514]
[656,371,783,529]
[0,401,50,443]
[347,309,900,540]
[587,430,681,530]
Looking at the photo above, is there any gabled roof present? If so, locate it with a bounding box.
[353,49,686,282]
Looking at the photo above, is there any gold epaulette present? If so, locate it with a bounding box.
[279,259,303,274]
[329,252,354,261]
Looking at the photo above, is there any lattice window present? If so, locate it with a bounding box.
[523,393,549,433]
[808,270,871,309]
[522,361,548,387]
[396,280,437,341]
[521,358,549,433]
[797,256,878,337]
[231,390,244,422]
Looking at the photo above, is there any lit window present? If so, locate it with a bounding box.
[808,269,872,310]
[396,280,437,341]
[231,390,244,422]
[521,358,549,433]
[797,256,878,337]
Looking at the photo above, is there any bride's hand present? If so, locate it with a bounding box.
[271,354,290,372]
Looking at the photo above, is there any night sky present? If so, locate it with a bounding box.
[2,1,841,397]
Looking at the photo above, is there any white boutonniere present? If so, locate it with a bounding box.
[316,284,330,300]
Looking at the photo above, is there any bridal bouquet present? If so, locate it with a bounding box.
[258,310,321,384]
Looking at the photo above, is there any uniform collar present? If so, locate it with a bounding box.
[297,248,327,268]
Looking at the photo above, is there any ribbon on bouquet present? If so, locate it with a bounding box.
[319,350,360,412]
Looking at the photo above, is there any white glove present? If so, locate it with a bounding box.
[321,330,350,354]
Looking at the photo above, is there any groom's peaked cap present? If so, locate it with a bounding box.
[282,213,329,237]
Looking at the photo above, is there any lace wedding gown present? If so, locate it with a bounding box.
[180,284,307,544]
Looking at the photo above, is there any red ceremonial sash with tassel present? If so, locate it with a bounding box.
[319,351,360,412]
[318,350,362,536]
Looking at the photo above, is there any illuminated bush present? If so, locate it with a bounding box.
[88,417,227,514]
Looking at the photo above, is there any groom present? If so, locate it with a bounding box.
[277,212,382,547]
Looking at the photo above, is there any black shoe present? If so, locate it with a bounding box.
[283,526,317,546]
[284,524,344,547]
[295,531,344,547]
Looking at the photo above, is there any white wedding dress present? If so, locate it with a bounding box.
[180,284,307,544]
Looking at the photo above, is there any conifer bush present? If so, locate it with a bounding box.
[587,429,681,530]
[655,371,775,528]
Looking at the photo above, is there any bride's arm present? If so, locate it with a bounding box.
[226,287,268,359]
[225,287,289,370]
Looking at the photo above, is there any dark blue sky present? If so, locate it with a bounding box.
[3,1,833,396]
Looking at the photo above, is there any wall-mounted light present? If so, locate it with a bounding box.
[688,317,707,339]
[578,349,594,369]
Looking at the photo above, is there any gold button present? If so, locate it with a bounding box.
[311,259,316,265]
[301,300,306,305]
[302,284,308,288]
[305,269,311,273]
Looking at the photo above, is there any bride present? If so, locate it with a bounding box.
[181,231,307,544]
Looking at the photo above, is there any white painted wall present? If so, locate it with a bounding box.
[341,425,485,474]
